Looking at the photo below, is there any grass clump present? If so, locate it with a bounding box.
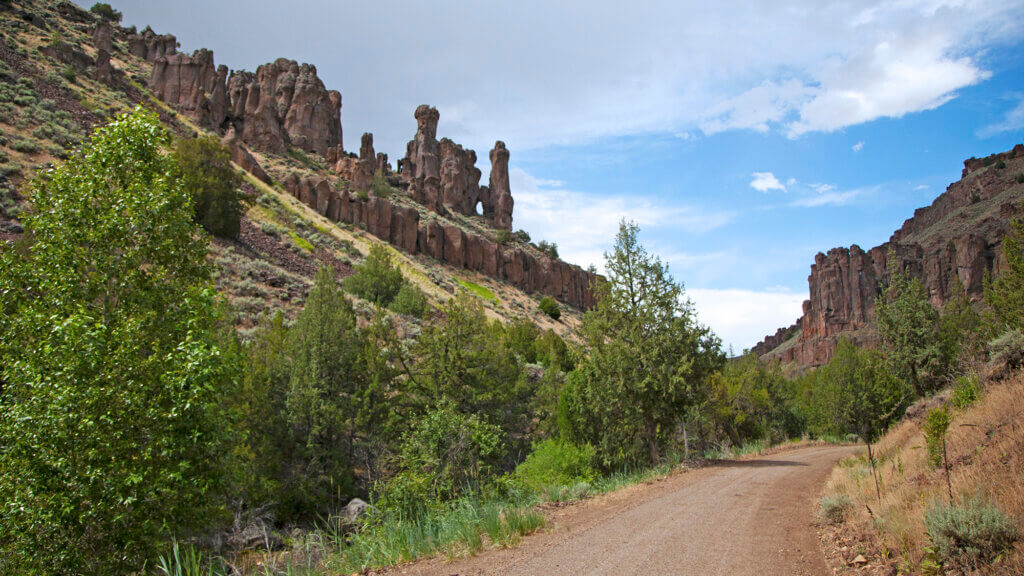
[457,278,497,303]
[924,495,1018,569]
[818,494,853,525]
[288,230,315,252]
[156,540,226,576]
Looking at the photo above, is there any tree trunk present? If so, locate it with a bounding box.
[942,436,953,504]
[683,424,690,461]
[867,441,881,502]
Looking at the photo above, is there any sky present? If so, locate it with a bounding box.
[94,0,1024,352]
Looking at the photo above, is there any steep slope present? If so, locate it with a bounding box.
[754,145,1024,367]
[0,0,593,335]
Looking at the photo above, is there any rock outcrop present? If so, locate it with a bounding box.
[403,105,443,211]
[147,48,342,156]
[128,27,177,62]
[222,126,270,184]
[93,19,113,84]
[149,50,227,130]
[486,141,513,231]
[284,173,597,309]
[757,145,1024,366]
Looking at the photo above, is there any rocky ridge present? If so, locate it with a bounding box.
[754,145,1024,366]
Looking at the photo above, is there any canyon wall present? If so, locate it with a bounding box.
[756,145,1024,366]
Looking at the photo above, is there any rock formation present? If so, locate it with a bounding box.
[439,138,481,215]
[355,132,376,191]
[404,105,443,211]
[128,27,177,62]
[283,173,597,309]
[92,19,113,84]
[487,141,513,231]
[222,126,270,184]
[149,50,227,130]
[757,144,1024,366]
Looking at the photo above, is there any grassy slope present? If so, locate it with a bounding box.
[0,0,585,338]
[818,372,1024,574]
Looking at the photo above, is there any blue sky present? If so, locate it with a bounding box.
[96,0,1024,351]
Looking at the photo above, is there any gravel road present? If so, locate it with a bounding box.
[384,444,856,576]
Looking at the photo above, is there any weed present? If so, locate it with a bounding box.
[819,494,853,525]
[156,540,226,576]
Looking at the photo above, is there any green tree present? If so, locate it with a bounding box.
[564,221,723,468]
[939,277,983,367]
[875,257,947,396]
[539,296,561,320]
[345,243,406,306]
[815,339,910,500]
[706,353,803,448]
[0,108,237,574]
[89,2,122,22]
[173,135,244,239]
[282,266,362,518]
[985,215,1024,332]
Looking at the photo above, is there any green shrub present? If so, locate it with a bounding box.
[495,229,512,245]
[514,439,596,495]
[345,244,406,306]
[951,374,980,409]
[925,496,1018,569]
[89,2,123,22]
[61,65,75,83]
[10,137,39,153]
[818,494,853,525]
[995,159,1007,170]
[923,407,950,468]
[370,170,392,198]
[356,188,369,201]
[288,231,314,252]
[539,296,561,320]
[173,136,243,239]
[389,282,428,317]
[988,328,1024,368]
[258,220,280,237]
[536,240,559,259]
[513,229,531,243]
[1017,173,1024,184]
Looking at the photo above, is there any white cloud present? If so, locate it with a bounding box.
[510,168,734,271]
[116,0,1024,155]
[750,172,786,193]
[914,184,930,190]
[978,97,1024,138]
[790,188,864,207]
[687,288,805,353]
[852,141,865,151]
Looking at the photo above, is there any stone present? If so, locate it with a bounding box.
[128,27,177,62]
[851,554,868,565]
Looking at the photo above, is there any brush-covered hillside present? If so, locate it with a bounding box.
[0,0,595,338]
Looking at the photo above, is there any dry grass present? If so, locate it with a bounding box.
[820,372,1024,574]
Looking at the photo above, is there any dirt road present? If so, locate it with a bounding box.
[386,444,856,576]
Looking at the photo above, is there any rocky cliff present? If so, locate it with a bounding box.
[756,145,1024,366]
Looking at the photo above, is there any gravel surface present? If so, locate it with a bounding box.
[385,445,856,576]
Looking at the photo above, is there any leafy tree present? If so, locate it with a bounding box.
[0,108,237,574]
[875,257,948,396]
[923,406,954,503]
[563,221,723,468]
[504,318,542,364]
[815,339,910,500]
[345,243,406,306]
[985,214,1024,332]
[539,296,561,320]
[939,277,984,367]
[536,240,559,259]
[89,2,122,22]
[173,135,244,239]
[282,266,362,518]
[706,353,803,448]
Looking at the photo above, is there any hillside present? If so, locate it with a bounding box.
[754,145,1024,367]
[0,0,595,336]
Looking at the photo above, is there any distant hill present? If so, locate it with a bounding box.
[754,144,1024,367]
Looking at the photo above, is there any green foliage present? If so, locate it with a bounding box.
[513,229,531,243]
[818,494,853,525]
[288,230,314,252]
[876,257,950,396]
[390,401,504,504]
[539,295,561,320]
[536,240,559,258]
[951,373,980,409]
[923,407,950,468]
[61,65,75,83]
[371,170,392,198]
[995,159,1007,170]
[389,282,428,317]
[563,221,724,468]
[706,353,804,447]
[1016,173,1024,184]
[495,229,512,244]
[156,541,226,576]
[0,108,237,574]
[345,244,406,306]
[939,279,984,366]
[514,439,596,495]
[536,328,573,371]
[90,2,123,22]
[173,136,243,239]
[985,215,1024,332]
[457,277,498,302]
[504,318,542,363]
[988,328,1024,369]
[925,496,1018,569]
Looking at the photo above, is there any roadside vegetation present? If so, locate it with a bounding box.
[1,109,1022,576]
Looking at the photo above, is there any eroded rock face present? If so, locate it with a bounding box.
[758,145,1024,367]
[354,132,375,191]
[128,28,177,62]
[149,50,227,130]
[404,105,443,211]
[487,141,513,231]
[93,20,112,53]
[222,126,269,184]
[439,138,481,215]
[287,174,597,308]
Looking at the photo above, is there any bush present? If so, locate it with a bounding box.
[513,229,531,243]
[988,328,1024,369]
[923,407,950,468]
[536,240,559,259]
[173,136,243,239]
[389,282,428,317]
[345,244,406,306]
[514,439,596,495]
[818,494,853,525]
[89,3,123,22]
[61,65,75,83]
[370,170,391,198]
[539,296,561,320]
[495,229,512,245]
[1017,173,1024,184]
[952,374,980,409]
[925,496,1018,568]
[995,159,1007,170]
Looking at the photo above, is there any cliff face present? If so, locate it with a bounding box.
[757,144,1024,366]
